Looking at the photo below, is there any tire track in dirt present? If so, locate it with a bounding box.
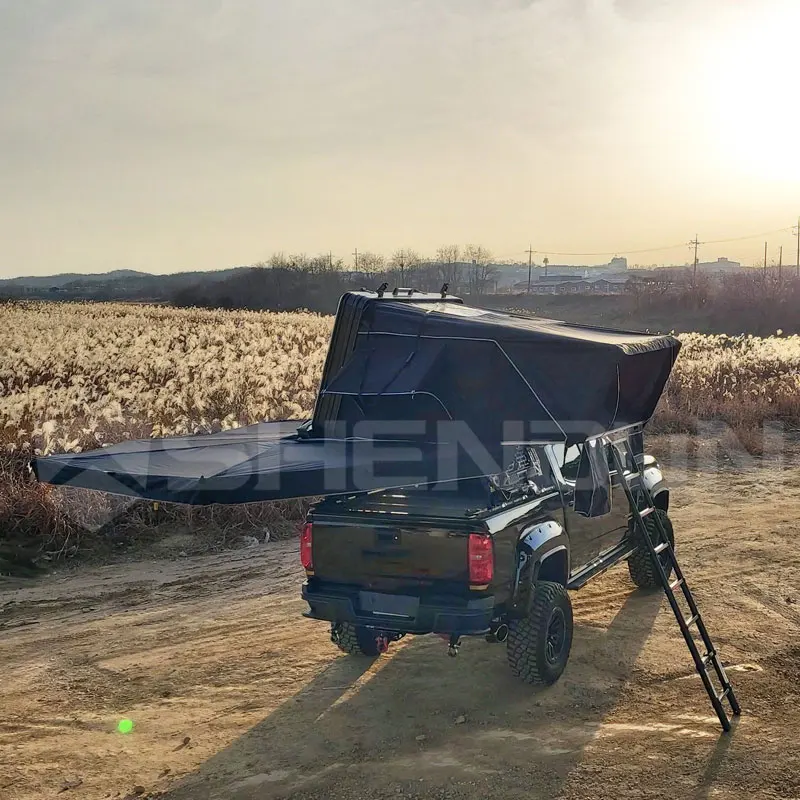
[2,459,800,799]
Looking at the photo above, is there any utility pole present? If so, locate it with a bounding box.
[793,217,800,279]
[352,248,359,271]
[526,244,534,293]
[689,234,700,286]
[328,251,333,270]
[543,256,549,277]
[778,245,783,284]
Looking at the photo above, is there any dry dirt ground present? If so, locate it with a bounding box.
[2,440,800,800]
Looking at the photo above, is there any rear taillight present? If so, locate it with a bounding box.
[300,522,313,572]
[468,533,493,585]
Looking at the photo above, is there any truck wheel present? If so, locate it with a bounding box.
[628,509,675,589]
[330,622,382,657]
[506,581,573,685]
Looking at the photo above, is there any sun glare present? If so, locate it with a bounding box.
[701,3,800,183]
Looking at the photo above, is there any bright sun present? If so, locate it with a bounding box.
[700,3,800,183]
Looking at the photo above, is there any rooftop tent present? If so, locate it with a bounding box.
[312,295,681,451]
[33,291,680,505]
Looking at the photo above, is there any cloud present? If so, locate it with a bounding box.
[0,0,793,275]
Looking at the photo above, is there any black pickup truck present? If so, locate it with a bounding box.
[301,439,673,685]
[35,290,739,724]
[32,289,679,686]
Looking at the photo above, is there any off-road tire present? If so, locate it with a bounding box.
[628,508,675,589]
[331,622,381,657]
[506,581,573,685]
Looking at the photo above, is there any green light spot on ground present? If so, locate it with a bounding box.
[117,718,134,734]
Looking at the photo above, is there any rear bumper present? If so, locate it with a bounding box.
[301,582,496,635]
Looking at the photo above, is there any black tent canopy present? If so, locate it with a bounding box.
[312,297,678,448]
[33,291,680,505]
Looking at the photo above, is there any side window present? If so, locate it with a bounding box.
[560,443,584,482]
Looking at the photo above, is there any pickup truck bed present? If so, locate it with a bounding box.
[302,481,517,635]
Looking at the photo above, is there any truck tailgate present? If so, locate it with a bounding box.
[311,518,471,587]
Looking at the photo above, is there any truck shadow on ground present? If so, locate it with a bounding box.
[164,586,719,800]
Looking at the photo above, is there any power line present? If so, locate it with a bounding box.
[704,227,792,245]
[524,226,794,258]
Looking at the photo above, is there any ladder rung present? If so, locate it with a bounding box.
[639,506,656,518]
[669,577,684,592]
[701,651,716,668]
[684,613,699,628]
[653,541,670,555]
[716,686,732,703]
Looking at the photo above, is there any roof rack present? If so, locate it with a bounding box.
[352,287,463,304]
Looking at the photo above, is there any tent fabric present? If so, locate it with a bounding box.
[33,292,680,507]
[573,438,612,517]
[315,298,680,449]
[32,420,492,505]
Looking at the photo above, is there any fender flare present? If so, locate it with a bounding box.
[513,519,570,603]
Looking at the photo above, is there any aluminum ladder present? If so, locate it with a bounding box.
[608,437,741,732]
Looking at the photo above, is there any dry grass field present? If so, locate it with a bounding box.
[1,300,799,555]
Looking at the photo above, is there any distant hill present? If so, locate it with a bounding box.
[0,266,256,301]
[0,269,150,289]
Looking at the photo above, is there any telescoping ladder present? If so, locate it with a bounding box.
[608,435,741,732]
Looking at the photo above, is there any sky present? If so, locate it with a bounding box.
[1,0,799,277]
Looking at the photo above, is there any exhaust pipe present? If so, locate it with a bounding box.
[485,623,509,643]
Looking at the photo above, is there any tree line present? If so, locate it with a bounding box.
[172,245,501,313]
[623,267,800,334]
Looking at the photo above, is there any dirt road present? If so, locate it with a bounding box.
[2,447,800,799]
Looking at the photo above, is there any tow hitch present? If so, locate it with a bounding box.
[442,634,461,657]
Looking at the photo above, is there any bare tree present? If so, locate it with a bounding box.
[307,253,342,274]
[287,253,310,271]
[389,248,421,286]
[411,261,442,292]
[268,252,291,269]
[464,244,497,296]
[357,252,386,280]
[436,245,462,292]
[625,276,648,311]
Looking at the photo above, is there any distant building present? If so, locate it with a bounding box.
[696,257,741,273]
[654,257,742,274]
[528,276,629,295]
[608,256,628,271]
[539,257,628,278]
[544,265,589,277]
[591,278,629,294]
